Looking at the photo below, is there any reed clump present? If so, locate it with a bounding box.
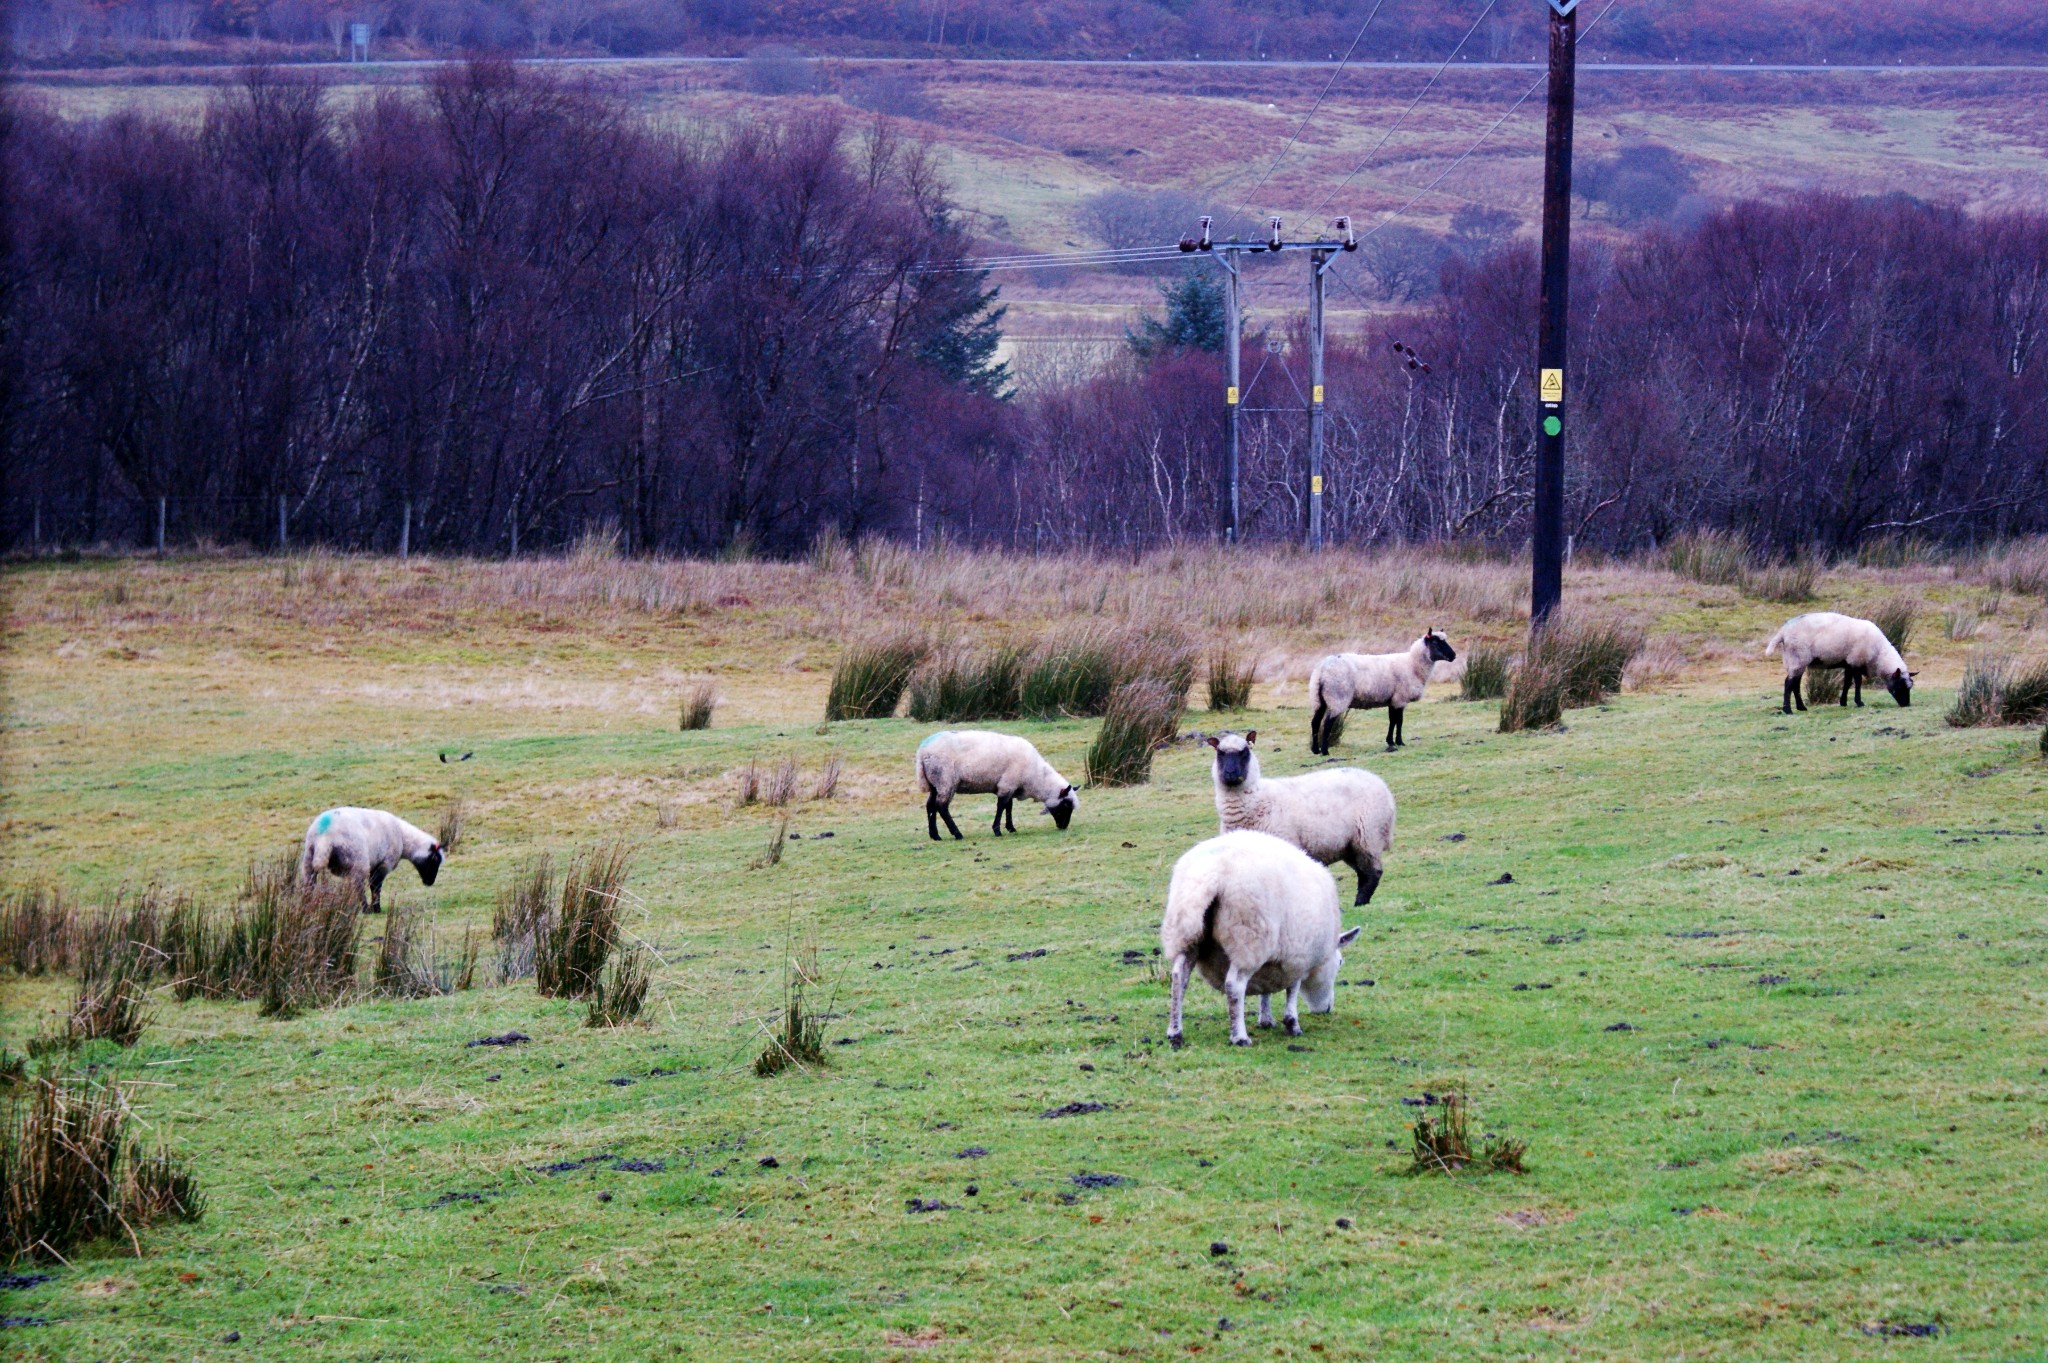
[1499,613,1645,733]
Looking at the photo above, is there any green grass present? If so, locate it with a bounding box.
[3,558,2047,1359]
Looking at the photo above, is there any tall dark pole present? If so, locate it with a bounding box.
[1222,251,1242,545]
[1531,0,1577,629]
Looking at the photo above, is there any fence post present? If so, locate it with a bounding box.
[32,499,41,549]
[278,495,288,551]
[156,497,167,555]
[400,501,411,560]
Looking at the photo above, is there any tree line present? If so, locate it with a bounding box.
[7,65,2047,557]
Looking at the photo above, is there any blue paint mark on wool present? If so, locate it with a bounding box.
[917,732,952,750]
[314,811,334,834]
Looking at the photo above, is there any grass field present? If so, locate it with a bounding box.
[3,548,2047,1360]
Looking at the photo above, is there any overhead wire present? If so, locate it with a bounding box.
[1226,0,1394,225]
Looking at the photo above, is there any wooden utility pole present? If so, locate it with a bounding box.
[1531,0,1578,628]
[1307,246,1333,551]
[1222,249,1243,544]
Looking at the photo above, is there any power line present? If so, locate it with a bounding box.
[1227,0,1395,223]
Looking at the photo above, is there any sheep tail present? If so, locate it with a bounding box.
[1764,626,1785,657]
[914,752,933,796]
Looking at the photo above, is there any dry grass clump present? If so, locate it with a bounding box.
[437,798,465,854]
[1460,642,1513,701]
[755,939,829,1077]
[1406,1092,1527,1176]
[1802,665,1845,706]
[1870,595,1919,651]
[825,632,928,720]
[1742,554,1820,603]
[1499,613,1645,733]
[1023,624,1195,719]
[1667,529,1752,586]
[1205,645,1257,711]
[535,842,632,1001]
[1947,653,2048,728]
[1943,607,1981,641]
[372,908,478,999]
[1084,679,1183,787]
[750,814,791,870]
[2,1076,202,1262]
[251,866,364,1020]
[585,944,652,1028]
[65,952,152,1047]
[736,755,814,807]
[490,854,553,984]
[1622,635,1686,692]
[1856,533,1943,569]
[0,886,174,981]
[679,679,718,731]
[810,754,842,801]
[1979,536,2048,596]
[908,644,1028,722]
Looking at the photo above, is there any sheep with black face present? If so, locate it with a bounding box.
[1309,628,1457,753]
[1765,612,1914,714]
[914,730,1077,840]
[299,807,443,913]
[1209,730,1395,906]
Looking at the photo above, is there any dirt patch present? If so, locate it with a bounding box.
[1041,1102,1108,1119]
[1498,1206,1576,1228]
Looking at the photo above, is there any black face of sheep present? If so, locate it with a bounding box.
[1046,787,1076,829]
[1207,732,1255,788]
[418,845,444,885]
[1886,669,1914,707]
[1424,629,1457,665]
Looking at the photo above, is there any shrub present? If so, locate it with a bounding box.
[2,1075,202,1262]
[907,645,1027,722]
[536,843,630,1001]
[755,941,828,1077]
[679,679,717,731]
[585,944,651,1028]
[1948,653,2048,728]
[1871,595,1919,651]
[825,633,927,720]
[1499,614,1645,733]
[1666,529,1751,586]
[491,855,553,984]
[1406,1092,1526,1175]
[1459,643,1512,701]
[1085,680,1183,787]
[1205,646,1257,712]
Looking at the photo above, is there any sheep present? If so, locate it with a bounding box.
[1308,628,1457,753]
[1765,612,1914,714]
[1161,829,1361,1047]
[914,730,1077,841]
[1208,730,1395,905]
[299,807,443,913]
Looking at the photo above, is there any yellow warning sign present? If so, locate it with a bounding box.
[1311,475,1323,495]
[1312,384,1325,404]
[1539,368,1564,403]
[1226,386,1239,405]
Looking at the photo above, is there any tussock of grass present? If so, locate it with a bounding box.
[1803,665,1845,706]
[1667,529,1751,586]
[750,815,790,870]
[1084,680,1182,787]
[1944,607,1980,641]
[825,632,928,720]
[908,645,1028,722]
[1024,624,1195,719]
[1857,533,1943,569]
[491,854,553,984]
[755,941,828,1077]
[1947,653,2048,728]
[373,908,478,999]
[1742,555,1819,603]
[810,755,842,801]
[437,798,465,854]
[1980,536,2048,596]
[1500,614,1645,732]
[736,756,803,807]
[2,1075,202,1262]
[679,679,717,731]
[536,843,631,1001]
[585,945,651,1028]
[1871,595,1919,651]
[1460,643,1512,701]
[252,866,364,1020]
[66,953,151,1047]
[1406,1093,1527,1176]
[1205,646,1257,712]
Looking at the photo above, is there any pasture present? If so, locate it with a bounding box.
[2,547,2046,1360]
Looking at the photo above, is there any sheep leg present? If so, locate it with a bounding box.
[1005,797,1017,833]
[1851,667,1865,707]
[1386,706,1404,749]
[1166,954,1191,1049]
[1351,851,1383,906]
[926,794,942,841]
[367,866,387,913]
[1225,965,1254,1046]
[1282,982,1303,1036]
[937,800,964,841]
[1789,670,1808,712]
[1257,994,1274,1029]
[991,795,1007,838]
[1309,703,1327,756]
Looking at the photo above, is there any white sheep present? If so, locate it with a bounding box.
[1765,612,1913,714]
[1207,730,1395,905]
[1309,628,1458,753]
[299,807,443,913]
[914,730,1077,841]
[1161,829,1360,1047]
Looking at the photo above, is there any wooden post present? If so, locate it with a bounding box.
[1531,0,1579,629]
[400,501,411,559]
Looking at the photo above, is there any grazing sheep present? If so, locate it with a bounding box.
[1161,829,1360,1047]
[915,730,1077,841]
[1208,730,1395,906]
[1309,629,1458,753]
[1765,612,1914,714]
[299,807,443,913]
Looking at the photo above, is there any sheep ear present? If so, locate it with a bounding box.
[1337,926,1362,946]
[1059,785,1072,798]
[1244,730,1257,745]
[1204,735,1220,749]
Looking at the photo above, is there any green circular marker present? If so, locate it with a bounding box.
[1543,415,1562,437]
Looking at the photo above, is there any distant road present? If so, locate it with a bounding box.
[48,55,2048,77]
